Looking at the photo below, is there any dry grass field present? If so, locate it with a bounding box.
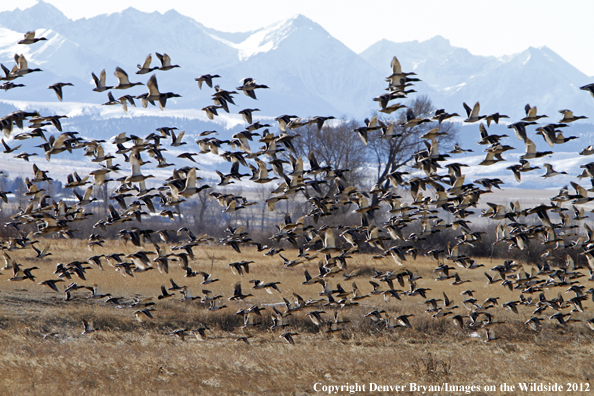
[1,239,593,395]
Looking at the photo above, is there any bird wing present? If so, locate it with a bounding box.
[114,67,131,85]
[391,56,402,75]
[323,227,336,249]
[470,102,480,118]
[524,138,536,155]
[147,75,160,96]
[141,54,152,69]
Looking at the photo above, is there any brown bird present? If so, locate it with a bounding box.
[48,82,74,101]
[18,31,47,45]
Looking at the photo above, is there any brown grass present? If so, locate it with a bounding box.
[1,239,593,395]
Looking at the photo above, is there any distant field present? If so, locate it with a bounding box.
[1,240,593,395]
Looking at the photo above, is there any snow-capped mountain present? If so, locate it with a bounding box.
[360,37,594,120]
[0,1,593,126]
[0,2,385,117]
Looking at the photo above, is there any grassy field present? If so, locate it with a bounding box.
[1,239,593,395]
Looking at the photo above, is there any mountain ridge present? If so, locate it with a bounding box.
[0,3,592,121]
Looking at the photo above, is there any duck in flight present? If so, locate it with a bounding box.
[18,31,47,45]
[114,67,144,90]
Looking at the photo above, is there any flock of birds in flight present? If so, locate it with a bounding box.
[3,30,594,344]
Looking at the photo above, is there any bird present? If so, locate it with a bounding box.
[102,91,120,106]
[462,102,485,123]
[558,109,587,123]
[18,31,47,45]
[32,244,52,259]
[139,74,166,109]
[279,332,298,345]
[198,271,219,285]
[14,54,42,75]
[483,329,499,342]
[190,326,209,341]
[48,82,74,101]
[136,54,158,74]
[581,83,594,98]
[521,138,552,160]
[237,77,269,99]
[133,308,156,323]
[385,56,417,89]
[114,67,144,89]
[0,82,25,91]
[38,279,64,292]
[81,319,96,335]
[1,139,21,154]
[316,227,342,255]
[13,152,38,162]
[118,95,136,113]
[522,104,547,122]
[92,70,113,92]
[155,53,180,71]
[542,163,567,178]
[525,317,544,332]
[195,74,220,89]
[228,282,253,301]
[239,108,260,125]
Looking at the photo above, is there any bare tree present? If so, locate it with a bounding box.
[291,118,368,195]
[368,94,459,189]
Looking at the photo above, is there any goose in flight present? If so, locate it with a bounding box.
[1,139,21,154]
[522,104,547,122]
[238,108,260,125]
[202,105,221,120]
[195,74,220,89]
[0,63,20,81]
[39,278,64,292]
[535,123,573,147]
[520,138,552,160]
[483,329,499,342]
[136,54,158,74]
[125,152,154,183]
[133,308,155,322]
[198,271,219,285]
[250,279,282,294]
[237,77,269,99]
[102,91,120,106]
[462,102,485,123]
[252,158,278,184]
[317,226,343,255]
[155,53,179,71]
[386,56,417,89]
[478,151,504,166]
[433,109,459,124]
[581,83,594,98]
[92,69,113,92]
[102,91,135,113]
[14,54,42,76]
[32,244,52,259]
[48,82,73,101]
[18,31,47,45]
[484,112,509,127]
[229,282,253,301]
[524,317,544,332]
[81,319,96,335]
[542,163,567,178]
[114,67,143,89]
[0,82,25,91]
[118,95,136,113]
[279,332,298,345]
[139,74,166,109]
[558,109,587,123]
